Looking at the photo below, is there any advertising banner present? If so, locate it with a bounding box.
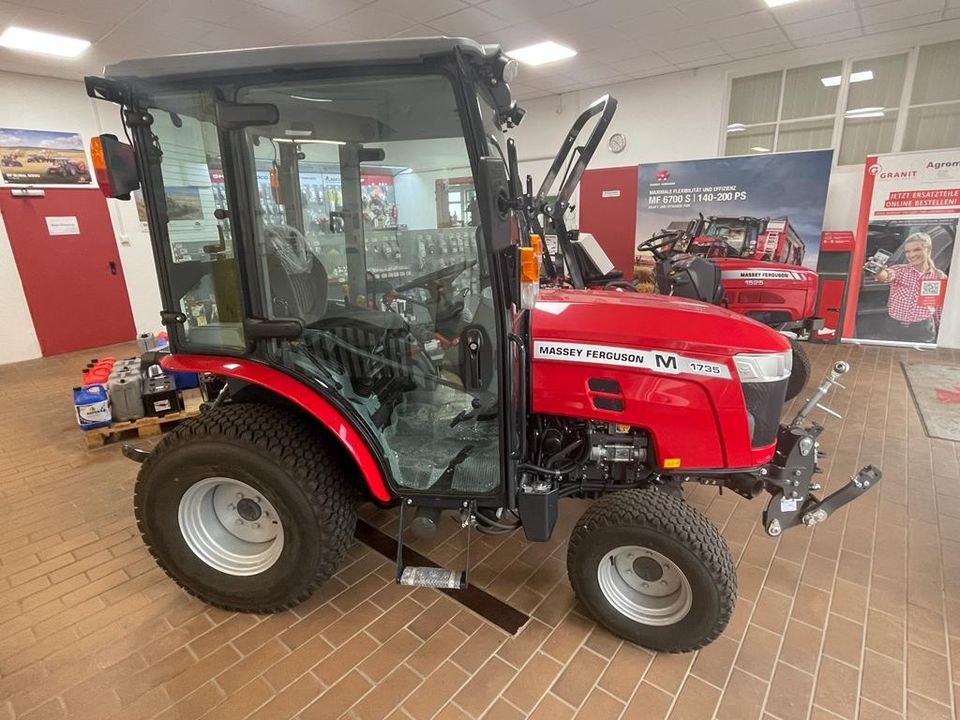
[847,150,960,346]
[636,150,833,271]
[0,128,92,185]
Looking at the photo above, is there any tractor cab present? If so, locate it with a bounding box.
[87,39,521,501]
[690,215,805,266]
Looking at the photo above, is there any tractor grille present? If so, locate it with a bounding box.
[743,378,788,447]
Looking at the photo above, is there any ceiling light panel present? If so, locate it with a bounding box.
[506,41,577,66]
[0,26,91,58]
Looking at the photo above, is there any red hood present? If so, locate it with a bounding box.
[532,287,790,357]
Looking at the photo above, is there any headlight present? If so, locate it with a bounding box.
[734,349,792,383]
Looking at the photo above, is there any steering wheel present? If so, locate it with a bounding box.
[637,231,684,261]
[395,259,477,293]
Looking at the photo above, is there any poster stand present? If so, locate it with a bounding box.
[844,149,960,348]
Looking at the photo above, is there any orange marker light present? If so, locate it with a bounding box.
[663,458,681,469]
[529,233,542,259]
[519,246,539,283]
[519,246,540,310]
[89,136,111,198]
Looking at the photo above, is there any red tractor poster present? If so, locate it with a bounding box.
[0,128,92,185]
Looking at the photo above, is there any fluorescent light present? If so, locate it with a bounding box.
[821,70,873,87]
[290,95,333,103]
[727,123,746,133]
[273,138,345,145]
[506,41,577,66]
[844,106,885,118]
[751,146,771,152]
[284,129,313,137]
[765,0,801,6]
[0,26,90,58]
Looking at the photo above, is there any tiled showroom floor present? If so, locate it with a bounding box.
[1,341,959,720]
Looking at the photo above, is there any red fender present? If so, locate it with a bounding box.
[161,354,391,502]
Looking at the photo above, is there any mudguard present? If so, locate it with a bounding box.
[161,354,391,501]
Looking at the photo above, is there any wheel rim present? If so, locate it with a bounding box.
[178,477,284,576]
[597,545,693,626]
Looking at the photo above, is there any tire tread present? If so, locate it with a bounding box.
[134,402,356,613]
[567,488,736,652]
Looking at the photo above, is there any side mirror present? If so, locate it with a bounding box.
[90,134,139,200]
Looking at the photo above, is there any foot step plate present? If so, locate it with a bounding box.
[400,566,463,589]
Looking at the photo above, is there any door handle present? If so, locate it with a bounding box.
[109,261,117,275]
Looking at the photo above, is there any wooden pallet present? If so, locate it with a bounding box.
[83,391,202,449]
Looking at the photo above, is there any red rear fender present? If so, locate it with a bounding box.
[160,354,391,502]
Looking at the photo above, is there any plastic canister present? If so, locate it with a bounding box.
[136,332,156,353]
[73,384,112,430]
[109,377,145,422]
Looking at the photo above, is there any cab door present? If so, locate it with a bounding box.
[231,71,506,498]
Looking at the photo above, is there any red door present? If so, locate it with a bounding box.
[1,188,136,355]
[579,167,639,280]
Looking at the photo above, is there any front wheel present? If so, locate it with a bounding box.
[567,489,736,652]
[135,403,357,612]
[785,339,811,401]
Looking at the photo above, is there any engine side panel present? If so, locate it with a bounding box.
[530,289,773,469]
[532,360,735,467]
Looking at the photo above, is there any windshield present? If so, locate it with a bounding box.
[702,219,749,256]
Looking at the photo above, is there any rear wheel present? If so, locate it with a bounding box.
[786,339,811,401]
[134,403,357,612]
[567,489,736,652]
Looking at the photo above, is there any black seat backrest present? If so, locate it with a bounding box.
[264,226,328,326]
[662,256,724,305]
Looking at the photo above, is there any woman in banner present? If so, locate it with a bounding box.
[873,232,947,343]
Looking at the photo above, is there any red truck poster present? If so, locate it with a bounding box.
[846,150,960,346]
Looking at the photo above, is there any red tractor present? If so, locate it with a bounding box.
[639,215,822,400]
[86,38,879,652]
[47,158,88,178]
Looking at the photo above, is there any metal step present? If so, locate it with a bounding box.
[395,499,475,591]
[399,566,464,589]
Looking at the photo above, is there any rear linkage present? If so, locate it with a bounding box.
[759,360,881,537]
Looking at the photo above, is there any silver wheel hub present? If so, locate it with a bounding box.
[597,545,692,626]
[178,477,283,576]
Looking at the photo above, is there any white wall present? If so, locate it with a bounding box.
[0,71,162,365]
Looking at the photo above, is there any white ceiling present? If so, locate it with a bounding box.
[0,0,956,99]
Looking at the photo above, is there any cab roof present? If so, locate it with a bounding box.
[103,37,496,82]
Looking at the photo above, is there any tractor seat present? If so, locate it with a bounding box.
[263,224,328,326]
